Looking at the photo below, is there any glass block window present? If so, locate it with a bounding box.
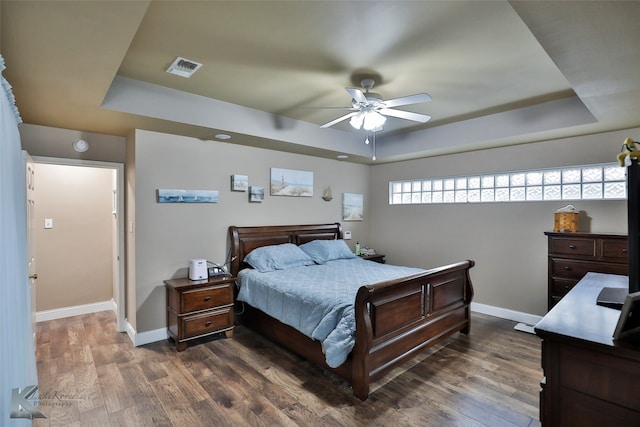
[389,163,626,205]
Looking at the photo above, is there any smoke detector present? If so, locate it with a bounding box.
[166,56,202,78]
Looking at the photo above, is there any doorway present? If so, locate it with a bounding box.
[32,157,125,332]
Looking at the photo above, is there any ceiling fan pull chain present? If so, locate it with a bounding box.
[372,132,377,161]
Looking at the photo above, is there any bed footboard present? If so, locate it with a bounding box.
[351,259,475,400]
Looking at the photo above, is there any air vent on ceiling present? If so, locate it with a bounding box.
[166,56,202,78]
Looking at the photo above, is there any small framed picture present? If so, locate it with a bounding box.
[343,193,364,221]
[249,186,264,203]
[231,175,249,192]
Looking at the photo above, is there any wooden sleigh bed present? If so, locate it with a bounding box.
[228,223,475,400]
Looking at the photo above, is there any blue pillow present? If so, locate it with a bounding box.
[299,239,357,264]
[244,243,315,272]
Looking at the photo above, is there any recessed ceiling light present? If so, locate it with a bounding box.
[337,155,348,159]
[72,139,89,152]
[214,134,231,140]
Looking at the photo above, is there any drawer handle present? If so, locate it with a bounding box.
[203,296,211,302]
[623,248,628,253]
[564,285,570,290]
[205,321,212,327]
[568,245,577,249]
[564,266,572,271]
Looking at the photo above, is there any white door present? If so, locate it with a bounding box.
[23,151,37,343]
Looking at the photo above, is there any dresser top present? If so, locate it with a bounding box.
[535,272,630,347]
[544,231,627,238]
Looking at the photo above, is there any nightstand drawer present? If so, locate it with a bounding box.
[549,238,596,257]
[183,307,233,339]
[182,284,233,312]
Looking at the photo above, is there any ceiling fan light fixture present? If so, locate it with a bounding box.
[362,111,386,131]
[349,112,364,129]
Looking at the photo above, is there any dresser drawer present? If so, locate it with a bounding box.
[550,277,579,298]
[602,239,629,260]
[182,284,233,312]
[549,237,596,257]
[551,258,628,279]
[183,307,233,339]
[551,259,592,279]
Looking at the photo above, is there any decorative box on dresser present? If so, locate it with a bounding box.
[164,275,235,351]
[535,273,640,426]
[545,231,628,310]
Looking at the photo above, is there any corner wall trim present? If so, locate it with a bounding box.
[36,300,116,323]
[471,302,542,326]
[125,321,168,347]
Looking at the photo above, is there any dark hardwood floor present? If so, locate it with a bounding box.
[33,311,542,426]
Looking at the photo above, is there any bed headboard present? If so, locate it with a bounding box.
[228,223,343,276]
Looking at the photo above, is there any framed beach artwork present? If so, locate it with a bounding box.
[231,174,249,192]
[249,186,264,203]
[343,193,364,221]
[157,189,219,203]
[270,167,313,197]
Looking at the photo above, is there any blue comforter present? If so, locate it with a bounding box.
[237,258,424,368]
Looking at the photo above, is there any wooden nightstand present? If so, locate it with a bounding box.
[164,275,235,351]
[360,253,386,264]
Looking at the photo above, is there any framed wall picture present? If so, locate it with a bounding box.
[270,167,313,197]
[249,186,264,203]
[231,174,249,192]
[343,193,364,221]
[157,189,219,203]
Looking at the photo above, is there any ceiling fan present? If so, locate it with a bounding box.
[320,78,432,132]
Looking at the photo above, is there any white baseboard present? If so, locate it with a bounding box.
[36,299,117,323]
[37,300,539,345]
[126,303,541,348]
[126,321,168,347]
[471,302,542,326]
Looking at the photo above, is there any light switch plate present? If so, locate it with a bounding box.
[344,231,352,240]
[44,218,53,229]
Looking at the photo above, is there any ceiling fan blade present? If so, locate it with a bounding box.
[383,93,432,108]
[320,111,360,128]
[379,108,431,123]
[345,87,367,104]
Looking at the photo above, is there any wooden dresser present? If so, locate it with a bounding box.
[545,231,628,310]
[164,275,235,351]
[535,273,640,426]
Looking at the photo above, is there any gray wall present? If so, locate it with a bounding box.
[131,129,371,333]
[369,128,638,316]
[34,163,114,311]
[21,121,640,329]
[19,123,125,163]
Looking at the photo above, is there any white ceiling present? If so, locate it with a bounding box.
[2,1,639,163]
